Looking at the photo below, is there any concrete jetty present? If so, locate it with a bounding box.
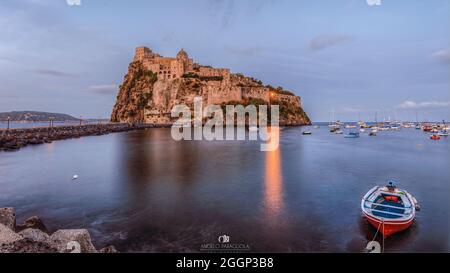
[0,123,170,151]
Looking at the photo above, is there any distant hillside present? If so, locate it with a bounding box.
[0,111,79,122]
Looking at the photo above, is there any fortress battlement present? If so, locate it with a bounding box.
[133,46,230,80]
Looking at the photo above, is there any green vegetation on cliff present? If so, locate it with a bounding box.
[111,62,157,122]
[221,98,311,125]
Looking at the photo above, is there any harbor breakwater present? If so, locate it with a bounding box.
[0,123,169,151]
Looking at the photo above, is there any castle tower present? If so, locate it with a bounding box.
[176,48,189,61]
[176,48,193,73]
[134,46,152,62]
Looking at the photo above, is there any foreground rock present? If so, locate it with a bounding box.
[49,229,97,253]
[0,207,15,230]
[0,123,166,151]
[0,207,118,253]
[15,216,48,233]
[0,224,22,245]
[19,228,50,242]
[0,238,58,253]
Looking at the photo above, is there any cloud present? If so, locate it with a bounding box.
[224,46,264,57]
[208,0,271,29]
[340,107,365,113]
[209,0,236,28]
[88,84,118,94]
[397,100,450,110]
[34,69,74,77]
[309,35,354,51]
[0,56,12,62]
[431,49,450,64]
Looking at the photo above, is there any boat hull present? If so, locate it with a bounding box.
[363,211,414,237]
[361,185,417,237]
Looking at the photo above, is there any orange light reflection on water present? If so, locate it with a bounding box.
[264,132,283,217]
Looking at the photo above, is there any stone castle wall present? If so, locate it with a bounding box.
[242,86,270,102]
[207,85,242,105]
[274,93,301,107]
[198,67,230,79]
[134,47,192,80]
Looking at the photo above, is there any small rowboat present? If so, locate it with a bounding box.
[361,180,419,237]
[344,131,359,138]
[302,131,312,135]
[430,135,440,140]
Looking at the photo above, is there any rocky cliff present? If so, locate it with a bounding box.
[111,49,311,126]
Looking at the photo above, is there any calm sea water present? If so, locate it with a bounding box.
[0,126,448,252]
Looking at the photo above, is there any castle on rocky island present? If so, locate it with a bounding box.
[134,47,231,81]
[111,46,310,126]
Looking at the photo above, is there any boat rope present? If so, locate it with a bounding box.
[382,219,385,253]
[369,218,385,253]
[371,220,382,242]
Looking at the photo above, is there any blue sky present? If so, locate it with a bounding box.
[0,0,449,121]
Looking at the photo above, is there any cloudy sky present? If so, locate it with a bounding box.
[0,0,449,121]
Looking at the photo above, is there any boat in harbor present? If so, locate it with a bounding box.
[437,120,448,136]
[361,180,419,237]
[414,113,421,129]
[422,124,432,132]
[378,123,390,131]
[358,120,370,128]
[344,131,359,138]
[390,124,401,131]
[345,124,356,129]
[369,129,377,136]
[302,130,312,135]
[330,126,340,133]
[430,134,440,140]
[334,129,343,134]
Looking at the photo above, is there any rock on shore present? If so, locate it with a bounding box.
[0,207,117,253]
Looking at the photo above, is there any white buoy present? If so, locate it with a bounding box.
[72,174,79,180]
